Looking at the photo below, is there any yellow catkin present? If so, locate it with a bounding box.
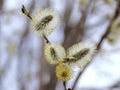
[55,63,73,81]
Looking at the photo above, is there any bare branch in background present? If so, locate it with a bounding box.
[63,0,75,49]
[110,80,120,89]
[17,1,35,90]
[63,0,92,48]
[0,0,3,11]
[97,1,120,50]
[0,0,14,89]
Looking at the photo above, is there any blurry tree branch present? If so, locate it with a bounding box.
[17,1,35,90]
[97,1,120,50]
[63,0,93,49]
[0,0,3,48]
[0,0,13,89]
[110,80,120,89]
[0,0,3,11]
[72,1,120,90]
[63,0,75,49]
[72,0,93,43]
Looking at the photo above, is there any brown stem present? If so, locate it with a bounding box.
[63,81,67,90]
[42,34,50,43]
[72,1,120,90]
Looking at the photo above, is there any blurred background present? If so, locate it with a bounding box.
[0,0,120,90]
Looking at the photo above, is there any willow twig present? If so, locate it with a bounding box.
[42,34,50,43]
[72,1,120,90]
[63,81,67,90]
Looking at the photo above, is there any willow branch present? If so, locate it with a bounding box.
[97,1,120,50]
[72,1,120,90]
[42,34,50,43]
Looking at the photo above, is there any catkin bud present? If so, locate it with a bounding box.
[44,42,66,64]
[66,42,96,68]
[30,8,60,36]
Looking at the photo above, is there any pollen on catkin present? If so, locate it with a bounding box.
[31,8,59,36]
[44,42,66,64]
[66,42,96,68]
[55,63,73,81]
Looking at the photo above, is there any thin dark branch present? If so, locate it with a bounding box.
[63,81,67,90]
[97,1,120,50]
[71,1,120,90]
[42,34,50,43]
